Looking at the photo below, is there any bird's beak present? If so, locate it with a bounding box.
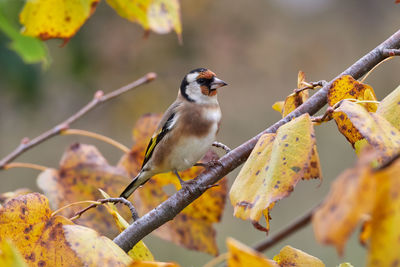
[210,77,228,90]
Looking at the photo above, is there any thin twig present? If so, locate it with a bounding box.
[51,200,100,217]
[61,129,130,153]
[0,73,156,170]
[113,29,400,252]
[72,198,139,222]
[252,204,320,252]
[294,80,327,94]
[381,48,400,57]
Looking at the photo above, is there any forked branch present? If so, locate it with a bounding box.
[0,73,156,169]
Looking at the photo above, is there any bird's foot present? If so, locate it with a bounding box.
[194,159,223,169]
[212,141,231,154]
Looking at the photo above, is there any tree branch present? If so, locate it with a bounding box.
[113,29,400,252]
[252,204,319,252]
[0,73,156,169]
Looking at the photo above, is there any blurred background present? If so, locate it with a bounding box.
[1,0,400,265]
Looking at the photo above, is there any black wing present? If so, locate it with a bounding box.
[141,112,176,168]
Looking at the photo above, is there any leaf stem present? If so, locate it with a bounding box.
[61,129,130,153]
[3,162,48,172]
[360,56,394,83]
[51,200,100,217]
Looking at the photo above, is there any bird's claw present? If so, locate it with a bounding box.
[195,160,223,169]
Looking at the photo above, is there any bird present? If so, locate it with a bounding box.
[120,68,228,199]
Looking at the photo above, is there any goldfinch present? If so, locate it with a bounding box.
[120,68,227,199]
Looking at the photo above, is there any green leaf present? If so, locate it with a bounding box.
[0,9,49,67]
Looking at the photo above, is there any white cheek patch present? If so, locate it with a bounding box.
[186,73,198,83]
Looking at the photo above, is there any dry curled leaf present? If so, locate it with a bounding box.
[64,225,132,267]
[0,193,82,266]
[37,143,131,237]
[328,75,378,146]
[227,238,279,267]
[230,114,321,232]
[118,114,227,255]
[273,245,325,267]
[20,0,99,40]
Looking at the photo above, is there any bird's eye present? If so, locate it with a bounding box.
[197,78,206,84]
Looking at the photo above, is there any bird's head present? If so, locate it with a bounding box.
[180,68,227,103]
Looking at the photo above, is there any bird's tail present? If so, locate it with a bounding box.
[120,170,152,199]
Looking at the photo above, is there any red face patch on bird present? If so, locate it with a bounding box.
[197,70,217,96]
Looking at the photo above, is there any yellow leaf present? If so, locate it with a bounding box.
[0,193,82,266]
[359,218,372,247]
[281,91,309,117]
[106,0,182,38]
[273,245,325,266]
[272,101,284,115]
[230,114,321,231]
[20,0,99,40]
[64,225,132,266]
[98,189,154,261]
[336,101,400,162]
[327,75,377,108]
[328,75,378,146]
[0,240,28,267]
[312,154,376,255]
[226,238,279,267]
[37,143,131,237]
[273,71,309,117]
[118,114,227,255]
[367,158,400,267]
[377,85,400,131]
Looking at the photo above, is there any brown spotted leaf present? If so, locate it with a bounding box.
[273,245,325,266]
[0,193,82,266]
[19,0,99,41]
[328,75,378,146]
[377,85,400,131]
[227,238,279,267]
[312,151,376,255]
[230,114,321,232]
[118,114,227,255]
[336,101,400,162]
[0,188,33,206]
[37,143,131,237]
[64,225,132,266]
